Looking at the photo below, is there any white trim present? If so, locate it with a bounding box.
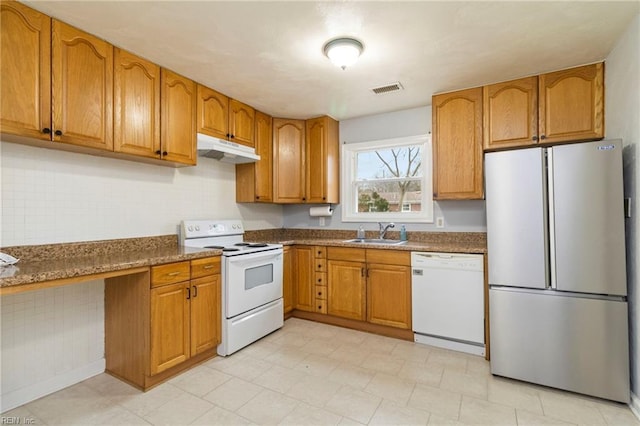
[630,391,640,421]
[0,359,105,413]
[341,134,433,223]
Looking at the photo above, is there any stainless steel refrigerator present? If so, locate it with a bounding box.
[486,139,629,403]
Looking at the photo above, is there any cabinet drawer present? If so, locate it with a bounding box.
[191,257,221,278]
[315,285,327,300]
[327,247,366,262]
[315,259,326,272]
[315,299,327,314]
[314,246,327,258]
[314,272,326,286]
[151,262,190,288]
[366,249,411,266]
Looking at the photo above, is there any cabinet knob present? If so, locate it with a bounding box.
[256,196,260,200]
[155,150,161,155]
[230,134,235,139]
[226,133,230,138]
[532,136,538,141]
[302,197,306,201]
[54,130,63,136]
[322,197,326,201]
[163,151,168,156]
[540,135,546,140]
[42,128,51,134]
[317,278,322,283]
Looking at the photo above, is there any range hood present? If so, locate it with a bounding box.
[197,133,260,164]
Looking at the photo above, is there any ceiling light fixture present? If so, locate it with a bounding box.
[323,37,364,70]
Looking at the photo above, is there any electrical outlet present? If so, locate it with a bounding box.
[319,217,326,226]
[436,217,445,228]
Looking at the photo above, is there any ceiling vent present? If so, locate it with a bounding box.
[371,82,404,95]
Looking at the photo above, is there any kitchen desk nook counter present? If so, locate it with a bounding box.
[0,235,220,293]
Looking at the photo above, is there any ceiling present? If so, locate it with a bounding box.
[26,1,639,121]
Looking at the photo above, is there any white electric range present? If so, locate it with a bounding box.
[181,220,283,356]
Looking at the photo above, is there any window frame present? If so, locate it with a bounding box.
[340,134,433,223]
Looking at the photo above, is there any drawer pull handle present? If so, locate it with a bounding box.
[203,265,214,269]
[168,271,182,276]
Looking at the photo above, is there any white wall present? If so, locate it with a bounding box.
[0,140,283,411]
[1,280,105,412]
[282,106,487,232]
[605,13,640,413]
[1,141,283,246]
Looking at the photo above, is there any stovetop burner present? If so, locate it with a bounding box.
[234,243,250,246]
[248,243,268,248]
[204,245,225,250]
[222,248,240,252]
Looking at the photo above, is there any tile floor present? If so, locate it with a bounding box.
[4,318,639,425]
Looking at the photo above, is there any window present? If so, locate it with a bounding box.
[341,134,433,223]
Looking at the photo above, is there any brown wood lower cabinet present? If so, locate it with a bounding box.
[106,257,221,390]
[283,246,294,315]
[367,263,412,329]
[293,246,314,312]
[327,259,366,321]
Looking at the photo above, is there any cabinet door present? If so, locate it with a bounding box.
[161,69,196,165]
[305,116,340,203]
[293,246,314,312]
[114,48,160,157]
[327,260,366,321]
[52,20,113,150]
[190,275,221,356]
[539,63,604,144]
[197,85,229,140]
[273,119,306,203]
[432,87,483,200]
[229,99,255,147]
[367,264,412,329]
[0,1,51,140]
[283,246,294,314]
[236,110,273,202]
[150,282,190,375]
[483,76,538,150]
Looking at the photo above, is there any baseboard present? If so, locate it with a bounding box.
[0,358,105,413]
[630,391,640,421]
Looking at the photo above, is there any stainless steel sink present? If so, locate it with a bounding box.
[343,238,408,245]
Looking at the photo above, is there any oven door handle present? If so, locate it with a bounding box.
[226,249,283,266]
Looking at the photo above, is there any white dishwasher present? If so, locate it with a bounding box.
[411,252,485,356]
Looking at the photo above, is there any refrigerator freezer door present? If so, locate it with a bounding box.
[490,288,629,403]
[485,148,548,289]
[550,140,627,296]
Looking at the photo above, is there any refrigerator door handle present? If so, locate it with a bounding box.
[547,148,557,290]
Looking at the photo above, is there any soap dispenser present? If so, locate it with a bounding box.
[400,225,407,241]
[357,225,365,239]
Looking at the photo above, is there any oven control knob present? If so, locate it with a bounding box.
[232,224,237,229]
[188,226,193,231]
[195,226,200,231]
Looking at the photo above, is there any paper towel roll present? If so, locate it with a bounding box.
[309,205,333,217]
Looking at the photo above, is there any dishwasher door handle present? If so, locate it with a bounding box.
[412,269,424,276]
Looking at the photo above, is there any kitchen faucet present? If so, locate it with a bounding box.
[378,222,395,239]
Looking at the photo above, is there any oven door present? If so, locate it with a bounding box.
[224,248,283,318]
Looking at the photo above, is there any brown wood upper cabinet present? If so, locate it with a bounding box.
[432,87,484,200]
[271,116,339,204]
[484,63,604,150]
[161,69,197,165]
[197,85,255,148]
[483,76,538,150]
[1,13,115,150]
[0,1,51,141]
[273,118,306,203]
[236,110,273,202]
[114,48,161,158]
[539,63,604,144]
[52,20,113,150]
[306,116,340,203]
